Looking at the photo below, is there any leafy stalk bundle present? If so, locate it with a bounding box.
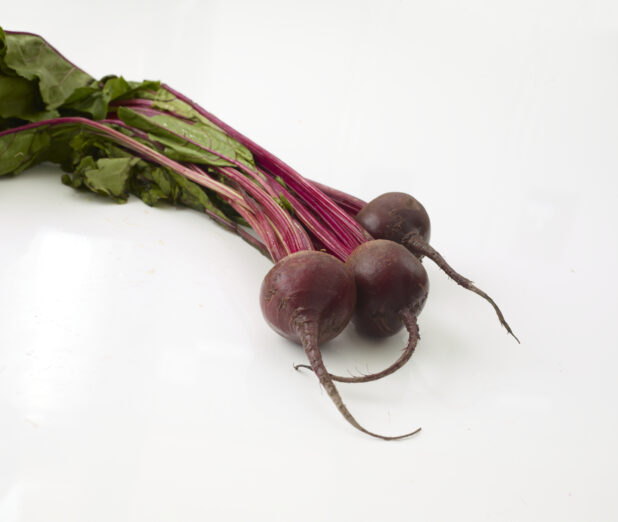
[0,27,366,262]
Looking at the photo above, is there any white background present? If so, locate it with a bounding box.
[1,1,618,520]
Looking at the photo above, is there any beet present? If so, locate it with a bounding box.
[295,240,427,384]
[356,192,518,342]
[347,240,428,337]
[356,192,430,246]
[260,250,420,440]
[260,250,356,343]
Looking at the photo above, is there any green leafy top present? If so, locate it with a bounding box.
[0,26,254,227]
[1,30,94,118]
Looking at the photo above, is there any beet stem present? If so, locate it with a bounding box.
[297,319,421,440]
[0,118,244,204]
[405,234,520,343]
[263,175,352,260]
[161,83,372,245]
[308,179,366,216]
[294,310,419,383]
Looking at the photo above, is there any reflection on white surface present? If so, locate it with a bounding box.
[26,229,95,333]
[13,229,100,415]
[0,482,23,522]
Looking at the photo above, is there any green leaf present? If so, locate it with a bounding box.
[68,129,133,161]
[102,76,131,101]
[0,126,51,175]
[130,170,169,207]
[140,86,245,138]
[81,156,138,201]
[61,84,106,119]
[0,75,38,119]
[60,129,139,202]
[63,143,138,203]
[0,74,61,122]
[111,78,160,102]
[3,32,94,110]
[61,78,162,120]
[117,106,255,169]
[141,87,209,122]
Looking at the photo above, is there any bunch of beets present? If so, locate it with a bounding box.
[0,28,517,439]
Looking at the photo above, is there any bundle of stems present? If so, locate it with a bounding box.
[0,29,373,263]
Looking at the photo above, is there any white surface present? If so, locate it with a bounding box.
[2,1,618,521]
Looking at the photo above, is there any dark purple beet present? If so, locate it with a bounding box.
[356,192,431,246]
[356,192,518,342]
[260,250,419,440]
[294,241,428,385]
[347,240,428,338]
[260,250,356,344]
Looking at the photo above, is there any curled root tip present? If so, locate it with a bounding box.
[374,426,422,441]
[293,363,311,372]
[343,419,422,441]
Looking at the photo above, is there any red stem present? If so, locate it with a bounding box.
[309,179,366,216]
[121,107,312,254]
[262,175,352,260]
[0,118,244,204]
[161,84,372,246]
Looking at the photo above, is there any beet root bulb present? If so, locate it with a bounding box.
[347,239,429,338]
[260,250,420,440]
[260,250,356,345]
[356,191,431,246]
